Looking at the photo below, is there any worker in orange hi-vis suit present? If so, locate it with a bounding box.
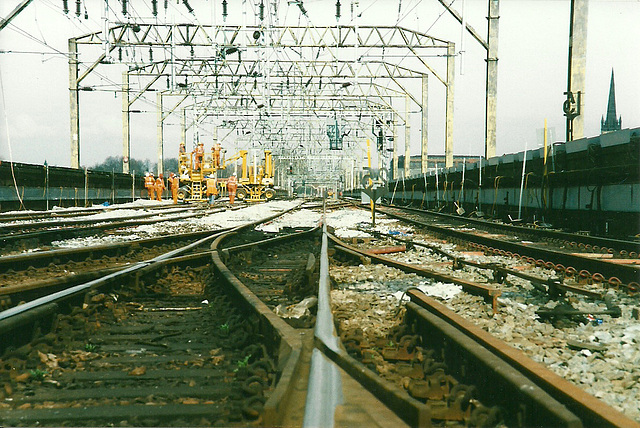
[155,174,165,201]
[212,142,222,168]
[194,142,205,170]
[145,173,156,200]
[227,173,238,205]
[206,174,218,206]
[168,173,180,204]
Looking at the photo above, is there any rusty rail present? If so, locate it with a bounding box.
[377,206,640,286]
[328,233,501,312]
[407,289,639,428]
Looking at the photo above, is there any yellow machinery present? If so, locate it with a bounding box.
[177,146,275,203]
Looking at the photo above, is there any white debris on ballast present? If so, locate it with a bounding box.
[325,207,411,238]
[51,200,302,248]
[392,281,462,302]
[255,208,322,232]
[193,200,301,229]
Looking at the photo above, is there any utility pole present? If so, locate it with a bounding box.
[69,38,80,168]
[564,0,589,142]
[485,0,499,159]
[157,92,164,176]
[421,74,429,174]
[436,0,499,160]
[445,42,455,168]
[122,72,131,174]
[392,116,399,179]
[404,94,411,178]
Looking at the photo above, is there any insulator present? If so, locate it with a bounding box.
[222,0,228,21]
[84,8,88,19]
[335,0,341,20]
[118,47,123,61]
[151,0,158,16]
[298,2,308,16]
[259,1,264,21]
[190,45,194,57]
[149,47,153,62]
[182,0,193,14]
[164,0,168,11]
[62,0,69,14]
[122,0,128,15]
[75,0,81,17]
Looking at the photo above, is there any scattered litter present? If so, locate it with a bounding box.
[274,296,317,328]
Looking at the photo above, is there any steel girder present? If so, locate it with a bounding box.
[69,23,454,173]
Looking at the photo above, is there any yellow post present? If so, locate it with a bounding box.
[264,150,273,178]
[543,118,548,209]
[240,150,248,182]
[367,139,375,222]
[543,118,548,170]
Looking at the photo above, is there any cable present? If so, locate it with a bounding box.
[0,67,27,211]
[492,176,504,217]
[425,0,457,34]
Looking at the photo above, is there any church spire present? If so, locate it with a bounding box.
[601,69,622,133]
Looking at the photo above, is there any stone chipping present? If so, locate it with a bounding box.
[326,208,640,423]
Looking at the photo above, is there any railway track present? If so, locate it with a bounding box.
[385,204,640,254]
[326,205,639,425]
[0,204,258,309]
[375,204,640,289]
[0,203,308,426]
[0,205,216,253]
[1,201,638,426]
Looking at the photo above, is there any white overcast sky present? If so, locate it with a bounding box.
[0,0,639,168]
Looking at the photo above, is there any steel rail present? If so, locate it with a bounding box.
[328,233,502,312]
[0,206,197,232]
[407,289,639,428]
[0,226,320,303]
[303,220,343,428]
[384,204,640,255]
[404,300,583,427]
[0,211,207,246]
[0,208,104,222]
[376,206,640,286]
[369,228,605,300]
[209,228,304,427]
[211,204,429,427]
[0,214,303,425]
[0,204,303,349]
[0,202,192,222]
[311,209,430,427]
[0,227,230,273]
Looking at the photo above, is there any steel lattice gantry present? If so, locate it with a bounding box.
[69,24,456,175]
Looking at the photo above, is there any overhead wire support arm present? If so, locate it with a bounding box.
[0,0,34,32]
[435,0,488,50]
[436,0,499,160]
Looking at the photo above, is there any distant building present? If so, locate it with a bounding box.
[601,69,622,133]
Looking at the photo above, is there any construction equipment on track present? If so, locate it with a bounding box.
[177,146,275,203]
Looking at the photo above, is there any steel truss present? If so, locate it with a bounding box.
[69,23,455,178]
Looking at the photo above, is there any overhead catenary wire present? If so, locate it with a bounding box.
[4,0,431,169]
